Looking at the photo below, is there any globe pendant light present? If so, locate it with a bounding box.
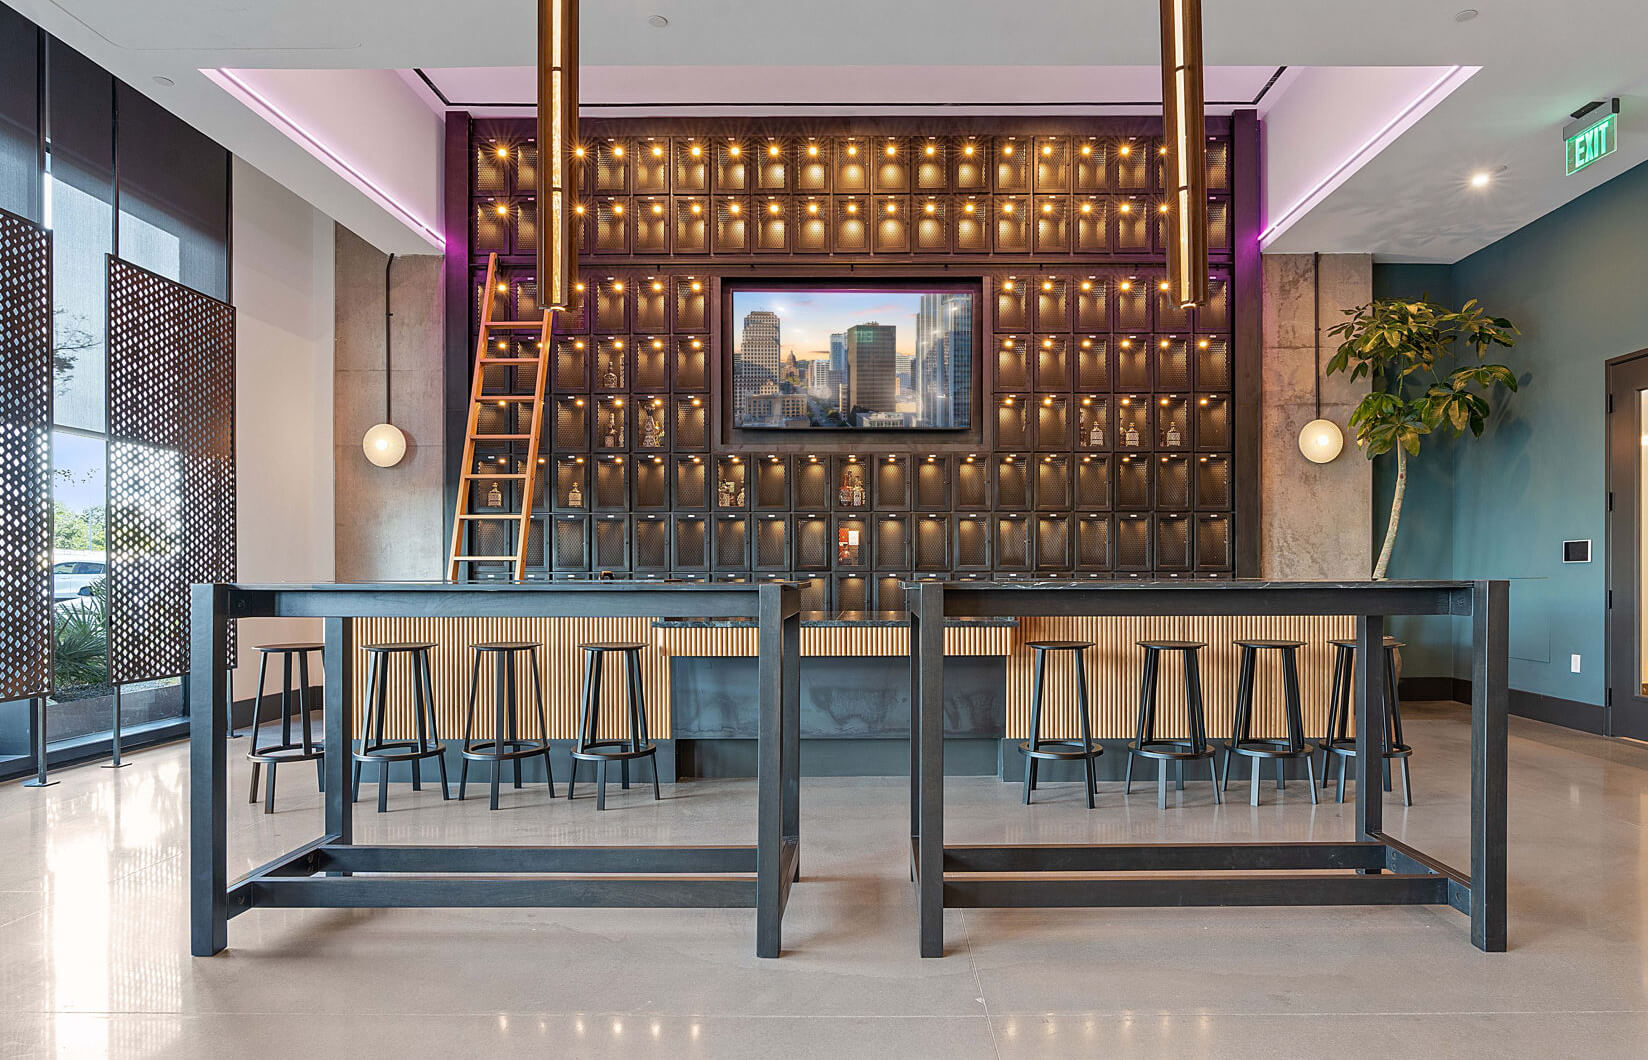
[362,255,407,467]
[1298,252,1344,464]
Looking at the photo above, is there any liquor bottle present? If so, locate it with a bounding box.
[839,469,854,506]
[1123,420,1140,448]
[1164,421,1182,447]
[486,481,503,508]
[566,476,583,508]
[851,474,865,507]
[736,487,746,507]
[1087,415,1104,448]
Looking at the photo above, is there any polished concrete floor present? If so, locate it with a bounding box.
[2,702,1646,1058]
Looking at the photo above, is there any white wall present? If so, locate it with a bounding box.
[232,156,337,698]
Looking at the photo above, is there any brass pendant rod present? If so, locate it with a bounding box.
[1160,0,1208,309]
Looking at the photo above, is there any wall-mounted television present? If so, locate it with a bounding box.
[727,281,977,430]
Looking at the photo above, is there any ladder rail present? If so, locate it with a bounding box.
[448,255,501,581]
[513,309,555,578]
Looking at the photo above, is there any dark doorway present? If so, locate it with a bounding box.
[1605,351,1648,739]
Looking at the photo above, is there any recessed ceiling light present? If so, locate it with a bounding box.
[1454,8,1478,21]
[1469,170,1493,188]
[152,75,174,87]
[647,14,669,28]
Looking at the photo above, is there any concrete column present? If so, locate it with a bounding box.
[333,227,446,581]
[1259,253,1373,579]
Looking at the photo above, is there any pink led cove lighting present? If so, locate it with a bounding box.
[1260,65,1474,246]
[205,68,443,246]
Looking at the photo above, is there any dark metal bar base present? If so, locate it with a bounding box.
[930,839,1465,913]
[225,839,801,918]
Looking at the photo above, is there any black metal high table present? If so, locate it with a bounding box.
[189,581,802,958]
[905,579,1508,957]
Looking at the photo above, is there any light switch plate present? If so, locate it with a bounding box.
[1571,654,1582,673]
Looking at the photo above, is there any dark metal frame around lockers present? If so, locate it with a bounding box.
[905,579,1509,956]
[189,580,802,958]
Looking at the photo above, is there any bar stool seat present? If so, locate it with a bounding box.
[352,641,450,812]
[1020,641,1103,807]
[1224,639,1318,806]
[570,642,660,809]
[1320,637,1414,806]
[246,643,325,814]
[459,642,555,809]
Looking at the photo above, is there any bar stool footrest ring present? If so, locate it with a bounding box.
[571,739,658,763]
[460,739,550,763]
[353,741,445,764]
[1231,739,1312,760]
[1018,740,1103,761]
[247,742,325,764]
[1127,739,1213,761]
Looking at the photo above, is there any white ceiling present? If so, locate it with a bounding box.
[14,0,1648,263]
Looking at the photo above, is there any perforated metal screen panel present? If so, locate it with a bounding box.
[106,257,236,684]
[0,209,53,700]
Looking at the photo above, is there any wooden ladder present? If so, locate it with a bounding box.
[447,252,554,581]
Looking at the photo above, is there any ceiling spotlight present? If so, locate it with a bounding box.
[152,75,175,88]
[1454,8,1479,22]
[647,14,670,28]
[1469,170,1493,188]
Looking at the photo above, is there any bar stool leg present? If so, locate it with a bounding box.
[248,651,269,805]
[409,653,428,794]
[491,649,507,811]
[569,649,596,801]
[1074,650,1095,809]
[1126,648,1155,795]
[300,650,323,792]
[352,652,379,803]
[375,654,392,814]
[1226,647,1253,792]
[620,652,634,791]
[507,653,523,791]
[629,650,660,801]
[460,652,481,800]
[1186,650,1219,803]
[531,649,556,797]
[1022,650,1046,804]
[1336,745,1349,804]
[420,651,451,800]
[589,653,608,811]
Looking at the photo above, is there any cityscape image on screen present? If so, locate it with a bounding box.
[729,286,975,429]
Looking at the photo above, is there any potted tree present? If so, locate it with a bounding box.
[1326,298,1520,579]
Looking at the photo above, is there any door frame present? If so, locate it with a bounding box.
[1604,348,1648,738]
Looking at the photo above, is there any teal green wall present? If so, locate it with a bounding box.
[1370,157,1648,725]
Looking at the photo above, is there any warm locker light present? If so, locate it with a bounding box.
[651,280,663,292]
[1001,280,1015,291]
[1161,339,1172,348]
[574,146,586,157]
[1119,280,1132,291]
[574,283,585,292]
[495,145,510,158]
[1159,281,1171,291]
[1158,203,1170,213]
[574,204,586,214]
[612,280,624,292]
[846,202,858,214]
[651,145,663,157]
[1042,397,1053,406]
[651,203,664,215]
[925,144,936,156]
[729,203,741,214]
[963,202,976,214]
[690,202,702,214]
[1042,203,1053,214]
[1119,144,1132,156]
[1199,338,1210,348]
[924,202,936,214]
[768,144,780,156]
[1081,144,1093,156]
[612,203,624,215]
[1119,203,1132,213]
[651,338,664,348]
[1041,144,1053,156]
[1081,397,1092,405]
[611,144,624,157]
[690,144,702,157]
[1003,338,1015,348]
[885,143,897,156]
[885,202,896,214]
[1002,201,1015,214]
[963,144,975,156]
[769,202,781,214]
[496,281,508,293]
[690,281,702,292]
[808,202,820,214]
[1080,280,1092,290]
[1002,143,1014,156]
[1080,202,1093,213]
[495,202,509,216]
[1042,280,1054,292]
[729,144,742,156]
[807,143,819,156]
[847,144,858,156]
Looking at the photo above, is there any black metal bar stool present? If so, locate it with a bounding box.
[459,641,555,810]
[352,642,450,813]
[1125,640,1221,808]
[569,642,660,810]
[1320,637,1414,806]
[1020,641,1103,807]
[246,643,324,813]
[1224,639,1318,806]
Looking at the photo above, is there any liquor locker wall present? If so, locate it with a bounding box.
[456,118,1252,603]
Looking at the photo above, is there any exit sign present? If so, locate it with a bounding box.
[1565,99,1620,176]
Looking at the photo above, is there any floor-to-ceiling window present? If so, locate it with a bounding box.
[0,5,230,776]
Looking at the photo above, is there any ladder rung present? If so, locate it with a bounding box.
[487,320,549,328]
[472,434,532,441]
[458,514,526,521]
[476,395,537,402]
[478,358,542,365]
[452,555,517,562]
[461,471,527,479]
